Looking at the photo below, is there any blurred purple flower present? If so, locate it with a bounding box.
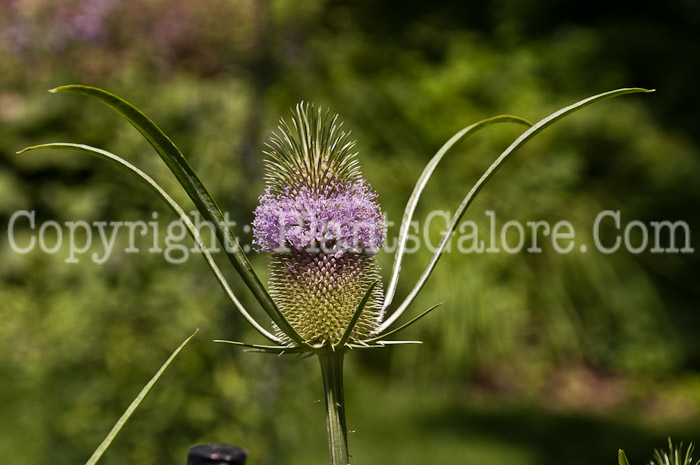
[51,0,114,46]
[1,0,115,54]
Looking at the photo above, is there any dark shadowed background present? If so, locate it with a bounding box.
[1,0,699,464]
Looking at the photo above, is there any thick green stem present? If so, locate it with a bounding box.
[318,350,349,465]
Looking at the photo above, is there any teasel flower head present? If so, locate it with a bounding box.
[253,103,387,346]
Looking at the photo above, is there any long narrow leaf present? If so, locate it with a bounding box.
[336,280,379,349]
[48,85,305,344]
[85,330,198,465]
[383,115,532,310]
[379,88,653,332]
[18,143,280,343]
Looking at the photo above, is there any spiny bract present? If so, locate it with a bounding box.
[252,103,386,345]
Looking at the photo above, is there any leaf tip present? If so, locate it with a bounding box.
[618,449,631,465]
[49,84,77,93]
[16,145,39,155]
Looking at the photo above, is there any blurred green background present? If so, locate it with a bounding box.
[1,0,699,464]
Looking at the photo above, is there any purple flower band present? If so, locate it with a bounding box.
[253,180,386,256]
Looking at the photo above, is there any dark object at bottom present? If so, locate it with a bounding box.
[187,444,248,465]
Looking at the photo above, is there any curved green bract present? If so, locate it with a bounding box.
[213,339,307,354]
[370,302,442,342]
[18,143,280,343]
[383,115,532,311]
[379,87,654,332]
[336,280,379,349]
[84,330,198,465]
[48,85,305,345]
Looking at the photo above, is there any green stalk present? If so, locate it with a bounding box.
[318,350,349,465]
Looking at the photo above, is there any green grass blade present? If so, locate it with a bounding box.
[47,85,304,344]
[336,280,379,349]
[383,115,532,311]
[684,442,694,465]
[379,88,654,332]
[18,143,280,343]
[619,449,631,465]
[84,330,198,465]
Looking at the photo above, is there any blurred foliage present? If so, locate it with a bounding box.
[0,0,698,464]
